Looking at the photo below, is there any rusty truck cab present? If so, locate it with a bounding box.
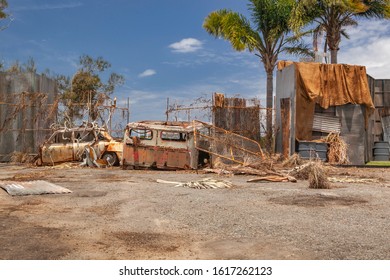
[122,121,209,170]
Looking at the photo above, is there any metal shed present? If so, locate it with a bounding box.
[275,61,375,165]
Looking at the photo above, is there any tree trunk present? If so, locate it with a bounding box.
[326,22,341,64]
[330,48,338,64]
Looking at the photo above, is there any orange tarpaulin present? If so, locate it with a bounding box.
[277,61,375,140]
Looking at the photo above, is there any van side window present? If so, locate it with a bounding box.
[161,131,187,141]
[130,128,153,140]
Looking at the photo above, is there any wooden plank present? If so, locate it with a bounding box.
[280,98,291,158]
[374,121,383,135]
[375,93,384,107]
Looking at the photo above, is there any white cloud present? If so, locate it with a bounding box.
[138,69,156,78]
[338,20,390,79]
[169,38,203,53]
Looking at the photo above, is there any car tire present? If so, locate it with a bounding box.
[102,152,119,166]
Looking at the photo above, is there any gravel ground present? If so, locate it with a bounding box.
[0,163,389,260]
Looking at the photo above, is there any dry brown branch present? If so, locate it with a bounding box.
[282,153,304,167]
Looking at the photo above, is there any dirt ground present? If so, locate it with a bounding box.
[0,163,389,260]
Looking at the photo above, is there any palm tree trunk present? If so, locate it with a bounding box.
[330,48,338,64]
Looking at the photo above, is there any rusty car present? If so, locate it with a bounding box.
[37,123,122,166]
[122,121,211,170]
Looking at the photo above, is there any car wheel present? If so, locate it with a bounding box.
[102,152,119,166]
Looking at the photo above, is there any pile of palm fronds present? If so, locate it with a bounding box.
[325,132,349,164]
[288,161,315,180]
[288,160,331,188]
[282,153,304,167]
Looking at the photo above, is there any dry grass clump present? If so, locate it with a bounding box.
[308,161,331,189]
[282,153,304,167]
[289,161,314,180]
[288,160,331,188]
[325,132,349,164]
[10,152,35,164]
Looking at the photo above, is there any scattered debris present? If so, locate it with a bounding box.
[203,168,233,175]
[282,153,304,167]
[80,145,110,168]
[328,177,380,183]
[247,175,297,183]
[287,161,331,188]
[157,178,232,189]
[0,180,72,196]
[10,152,36,164]
[288,161,323,180]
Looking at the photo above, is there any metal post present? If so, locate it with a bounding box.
[127,97,130,123]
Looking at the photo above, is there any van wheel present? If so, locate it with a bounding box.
[102,152,119,166]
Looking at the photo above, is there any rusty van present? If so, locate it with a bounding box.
[122,121,210,170]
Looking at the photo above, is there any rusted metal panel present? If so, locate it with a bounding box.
[280,98,291,158]
[38,124,122,166]
[41,144,74,164]
[123,121,205,170]
[0,73,58,162]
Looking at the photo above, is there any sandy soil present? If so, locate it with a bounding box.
[0,163,389,260]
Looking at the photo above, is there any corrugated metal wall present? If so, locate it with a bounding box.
[0,72,58,161]
[366,77,390,162]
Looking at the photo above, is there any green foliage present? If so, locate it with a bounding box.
[366,161,390,166]
[0,0,8,20]
[59,55,125,123]
[290,0,390,63]
[203,0,310,137]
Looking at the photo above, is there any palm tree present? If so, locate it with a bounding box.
[291,0,390,64]
[203,0,309,141]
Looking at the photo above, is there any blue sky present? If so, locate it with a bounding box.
[1,0,390,122]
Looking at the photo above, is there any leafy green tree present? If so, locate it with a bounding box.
[0,0,7,20]
[0,0,9,31]
[60,55,124,123]
[203,0,310,139]
[290,0,390,64]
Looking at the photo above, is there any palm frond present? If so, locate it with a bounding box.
[203,9,262,52]
[284,41,314,58]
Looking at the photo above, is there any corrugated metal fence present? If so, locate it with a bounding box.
[0,72,58,161]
